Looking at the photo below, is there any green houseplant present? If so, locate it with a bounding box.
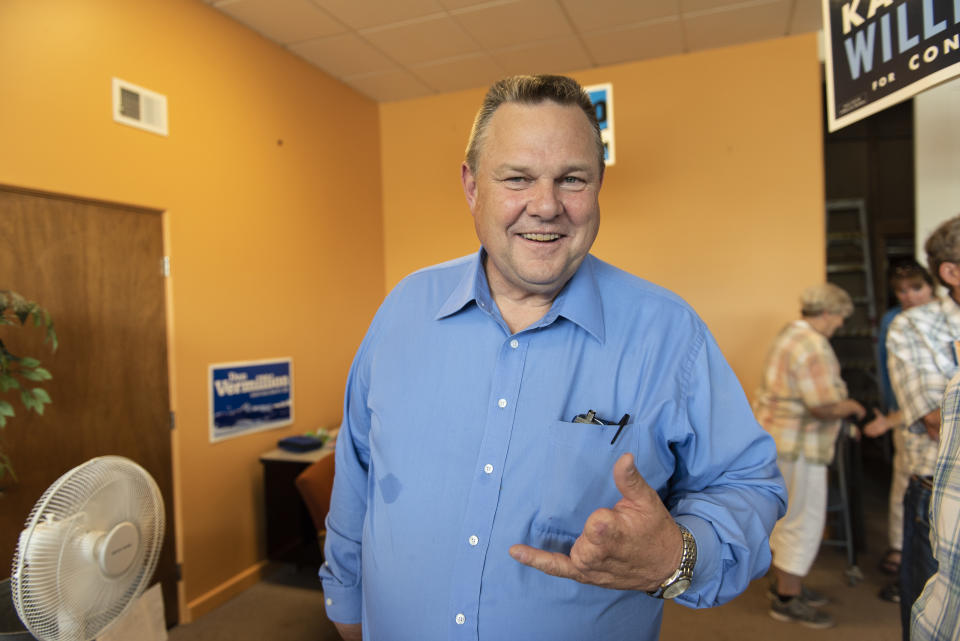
[0,290,57,484]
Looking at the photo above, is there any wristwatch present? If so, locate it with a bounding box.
[647,524,697,599]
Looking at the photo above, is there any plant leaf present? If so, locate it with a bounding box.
[0,400,14,417]
[32,367,52,381]
[32,388,51,404]
[0,451,17,482]
[20,390,36,412]
[19,357,40,369]
[0,374,19,392]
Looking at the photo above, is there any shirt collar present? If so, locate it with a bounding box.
[435,250,605,343]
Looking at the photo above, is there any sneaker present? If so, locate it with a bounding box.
[767,584,829,607]
[769,596,835,629]
[879,582,901,603]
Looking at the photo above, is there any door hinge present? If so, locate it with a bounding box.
[161,256,170,277]
[169,411,176,431]
[175,562,183,581]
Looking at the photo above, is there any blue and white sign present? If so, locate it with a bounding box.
[209,358,293,442]
[585,83,615,166]
[823,0,960,131]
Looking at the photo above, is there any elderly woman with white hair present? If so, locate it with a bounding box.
[754,283,885,629]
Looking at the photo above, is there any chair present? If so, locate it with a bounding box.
[294,453,336,542]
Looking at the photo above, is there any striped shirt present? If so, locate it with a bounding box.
[886,296,960,476]
[754,320,846,464]
[911,370,960,641]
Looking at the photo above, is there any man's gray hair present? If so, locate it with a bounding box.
[800,283,854,318]
[464,74,605,175]
[925,214,960,287]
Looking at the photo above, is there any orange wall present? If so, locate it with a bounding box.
[380,34,826,400]
[0,0,384,619]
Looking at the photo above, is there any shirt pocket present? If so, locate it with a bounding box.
[530,419,633,553]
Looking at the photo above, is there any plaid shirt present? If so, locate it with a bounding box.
[754,320,846,464]
[911,370,960,641]
[887,296,960,476]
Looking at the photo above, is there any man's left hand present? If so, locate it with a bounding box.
[509,452,682,592]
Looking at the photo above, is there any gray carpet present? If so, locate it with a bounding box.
[169,456,903,641]
[167,564,341,641]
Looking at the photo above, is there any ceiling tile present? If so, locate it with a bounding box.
[788,0,823,34]
[438,0,505,9]
[560,0,680,33]
[489,36,593,76]
[362,15,480,66]
[289,33,397,77]
[309,0,445,30]
[680,0,760,13]
[581,18,685,66]
[412,54,506,93]
[683,0,791,51]
[216,0,346,43]
[343,70,435,102]
[453,0,573,50]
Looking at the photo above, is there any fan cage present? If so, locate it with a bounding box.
[10,455,165,641]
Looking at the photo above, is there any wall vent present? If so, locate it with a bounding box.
[112,78,168,136]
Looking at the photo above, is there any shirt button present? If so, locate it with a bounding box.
[484,463,494,474]
[469,535,479,546]
[498,398,507,408]
[455,613,466,625]
[325,598,333,606]
[510,339,519,349]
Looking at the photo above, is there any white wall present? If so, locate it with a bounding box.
[915,76,960,262]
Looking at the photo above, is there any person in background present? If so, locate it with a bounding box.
[871,258,935,602]
[318,74,787,641]
[754,283,886,629]
[887,214,960,641]
[910,369,960,641]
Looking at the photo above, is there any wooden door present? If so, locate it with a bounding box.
[0,186,178,626]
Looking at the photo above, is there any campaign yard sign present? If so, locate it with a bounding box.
[209,358,293,442]
[585,83,615,166]
[823,0,960,131]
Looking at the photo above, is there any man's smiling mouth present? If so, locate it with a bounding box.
[520,233,561,242]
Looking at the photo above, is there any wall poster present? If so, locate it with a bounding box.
[209,358,293,442]
[585,83,615,166]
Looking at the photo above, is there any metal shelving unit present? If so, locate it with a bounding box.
[826,199,881,408]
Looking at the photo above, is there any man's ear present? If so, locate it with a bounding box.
[461,162,478,210]
[939,262,960,289]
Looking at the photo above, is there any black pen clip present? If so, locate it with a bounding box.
[572,410,630,445]
[610,413,630,445]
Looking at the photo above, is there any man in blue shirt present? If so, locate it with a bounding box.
[319,74,787,641]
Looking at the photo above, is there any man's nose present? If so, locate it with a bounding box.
[526,180,562,218]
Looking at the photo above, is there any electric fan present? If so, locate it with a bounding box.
[9,456,165,641]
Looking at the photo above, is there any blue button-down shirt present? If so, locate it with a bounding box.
[320,251,786,641]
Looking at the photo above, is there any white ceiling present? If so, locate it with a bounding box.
[205,0,823,102]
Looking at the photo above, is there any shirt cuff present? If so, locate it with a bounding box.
[674,514,720,606]
[320,578,363,625]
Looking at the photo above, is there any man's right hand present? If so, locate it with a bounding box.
[335,622,362,641]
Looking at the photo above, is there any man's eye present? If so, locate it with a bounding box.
[561,176,587,188]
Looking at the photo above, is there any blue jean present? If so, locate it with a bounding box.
[900,477,937,641]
